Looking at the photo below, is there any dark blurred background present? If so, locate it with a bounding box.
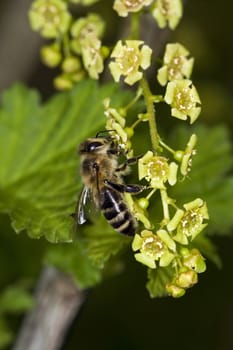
[0,1,233,349]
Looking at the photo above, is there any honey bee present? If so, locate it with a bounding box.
[76,135,144,236]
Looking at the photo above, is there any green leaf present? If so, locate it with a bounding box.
[171,125,233,185]
[46,217,131,287]
[170,124,233,235]
[45,243,102,289]
[0,81,131,242]
[146,266,175,298]
[205,178,233,235]
[80,217,131,269]
[0,285,34,314]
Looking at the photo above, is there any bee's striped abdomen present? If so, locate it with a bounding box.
[100,187,136,236]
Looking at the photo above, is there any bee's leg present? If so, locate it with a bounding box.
[104,180,145,194]
[116,155,142,173]
[124,183,146,193]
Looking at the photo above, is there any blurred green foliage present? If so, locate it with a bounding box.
[0,0,233,349]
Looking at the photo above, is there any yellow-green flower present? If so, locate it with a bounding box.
[166,283,185,298]
[166,265,199,297]
[180,248,206,273]
[157,43,194,86]
[138,151,178,188]
[71,14,105,54]
[70,14,105,79]
[104,98,126,128]
[54,73,74,90]
[166,246,206,297]
[109,40,152,86]
[167,198,209,244]
[174,269,198,289]
[180,134,197,175]
[81,36,104,79]
[103,99,130,150]
[132,230,176,269]
[151,0,183,30]
[174,134,197,176]
[113,0,153,17]
[29,0,71,38]
[61,56,82,74]
[164,79,201,124]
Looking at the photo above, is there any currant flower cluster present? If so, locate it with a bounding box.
[29,0,209,297]
[103,81,208,297]
[29,0,105,89]
[103,30,207,298]
[29,0,184,90]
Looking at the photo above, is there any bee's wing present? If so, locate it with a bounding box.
[77,186,91,225]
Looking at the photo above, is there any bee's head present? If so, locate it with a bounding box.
[79,137,113,154]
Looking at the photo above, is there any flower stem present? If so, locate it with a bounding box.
[140,77,160,153]
[63,33,70,57]
[159,139,175,155]
[125,86,142,111]
[131,118,141,129]
[130,12,140,40]
[146,188,156,200]
[160,189,170,225]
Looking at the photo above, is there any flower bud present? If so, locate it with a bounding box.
[137,197,149,210]
[72,70,86,82]
[174,150,184,162]
[166,283,185,298]
[175,270,198,288]
[62,56,81,73]
[183,248,206,273]
[101,45,110,58]
[179,247,190,258]
[54,74,73,90]
[40,45,62,67]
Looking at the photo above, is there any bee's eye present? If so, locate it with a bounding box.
[87,141,103,152]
